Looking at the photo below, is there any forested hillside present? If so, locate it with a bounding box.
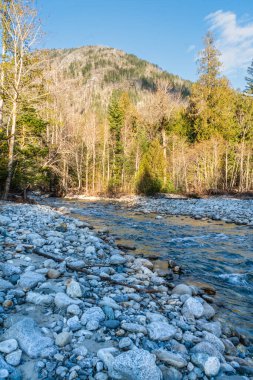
[0,0,253,197]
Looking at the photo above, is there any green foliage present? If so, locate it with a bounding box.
[245,59,253,94]
[135,139,165,195]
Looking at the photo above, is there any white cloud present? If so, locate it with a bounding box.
[187,44,196,53]
[206,10,253,76]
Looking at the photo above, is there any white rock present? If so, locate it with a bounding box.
[0,339,18,354]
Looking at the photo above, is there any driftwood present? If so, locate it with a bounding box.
[33,248,161,294]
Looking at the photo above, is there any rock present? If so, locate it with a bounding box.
[55,332,72,347]
[204,356,221,377]
[0,215,11,225]
[4,317,54,358]
[147,322,177,341]
[67,316,81,331]
[0,279,14,290]
[182,297,204,319]
[47,269,61,279]
[197,321,222,337]
[26,291,54,305]
[112,349,162,380]
[104,320,120,329]
[66,278,82,298]
[191,341,223,361]
[86,320,100,331]
[100,296,121,310]
[121,322,147,334]
[0,369,9,378]
[119,337,133,350]
[5,350,22,366]
[202,301,216,319]
[172,284,193,296]
[18,272,45,290]
[0,263,21,277]
[160,365,183,380]
[67,304,81,316]
[73,345,88,356]
[110,254,127,265]
[81,307,105,327]
[54,292,80,309]
[154,350,187,368]
[0,339,18,354]
[0,354,21,380]
[133,258,153,270]
[203,332,225,353]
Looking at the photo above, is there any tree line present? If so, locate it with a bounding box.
[0,1,253,198]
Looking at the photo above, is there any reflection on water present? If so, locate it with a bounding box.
[45,198,253,336]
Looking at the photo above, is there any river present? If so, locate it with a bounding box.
[42,197,253,337]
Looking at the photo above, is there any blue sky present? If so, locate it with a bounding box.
[36,0,253,89]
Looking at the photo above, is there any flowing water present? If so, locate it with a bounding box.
[44,198,253,337]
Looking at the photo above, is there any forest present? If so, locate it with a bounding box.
[0,0,253,198]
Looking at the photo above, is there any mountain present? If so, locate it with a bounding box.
[45,45,191,115]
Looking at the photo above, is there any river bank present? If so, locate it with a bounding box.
[0,202,253,380]
[65,194,253,227]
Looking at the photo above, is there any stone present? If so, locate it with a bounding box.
[5,350,22,366]
[172,284,193,296]
[67,316,82,331]
[204,356,221,377]
[197,321,222,337]
[73,346,88,357]
[104,320,120,329]
[66,278,82,298]
[203,332,225,353]
[81,307,105,326]
[26,291,54,305]
[0,369,9,378]
[0,339,18,354]
[154,350,187,368]
[160,365,183,380]
[0,354,21,380]
[110,349,162,380]
[67,304,81,316]
[202,301,215,319]
[0,263,21,277]
[110,254,127,265]
[18,272,45,290]
[191,342,223,361]
[100,296,121,310]
[119,337,133,350]
[182,297,204,319]
[47,269,61,279]
[86,320,100,331]
[0,279,14,290]
[54,292,80,309]
[4,317,54,358]
[121,322,147,334]
[55,332,72,347]
[0,215,11,225]
[147,322,177,341]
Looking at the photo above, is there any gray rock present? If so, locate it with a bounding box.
[0,354,21,380]
[55,332,72,347]
[0,339,18,354]
[0,279,14,290]
[86,319,100,331]
[160,365,183,380]
[147,322,177,341]
[26,291,54,305]
[18,272,45,290]
[108,348,162,380]
[172,284,192,296]
[0,216,11,225]
[81,307,105,326]
[203,332,225,353]
[202,301,215,319]
[0,263,21,277]
[121,322,147,334]
[73,345,88,357]
[154,350,187,368]
[67,304,81,315]
[197,321,222,337]
[66,278,82,298]
[119,337,133,350]
[191,341,223,361]
[110,254,127,265]
[4,317,54,358]
[204,356,221,377]
[5,349,22,366]
[0,369,9,378]
[182,297,204,319]
[54,292,81,309]
[67,316,81,331]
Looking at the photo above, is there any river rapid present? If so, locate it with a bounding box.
[43,197,253,337]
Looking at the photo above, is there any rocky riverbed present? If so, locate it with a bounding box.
[0,202,253,380]
[68,195,253,226]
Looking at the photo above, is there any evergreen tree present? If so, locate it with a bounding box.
[245,59,253,94]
